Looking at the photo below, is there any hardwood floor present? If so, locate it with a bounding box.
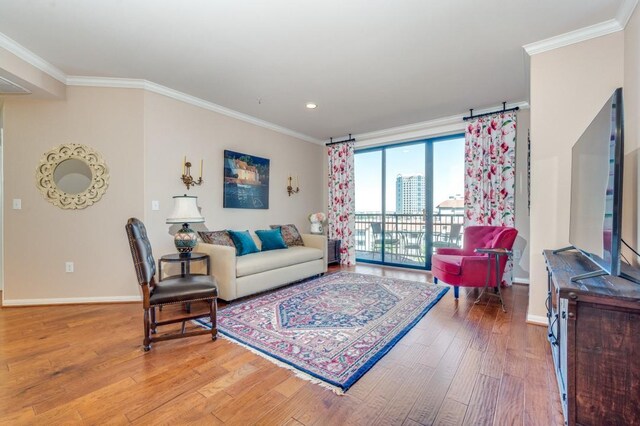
[0,265,564,425]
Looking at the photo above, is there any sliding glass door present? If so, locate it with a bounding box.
[354,135,464,269]
[354,151,383,261]
[384,144,426,266]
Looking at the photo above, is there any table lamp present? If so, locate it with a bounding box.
[166,195,205,256]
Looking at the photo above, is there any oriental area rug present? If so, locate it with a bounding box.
[196,271,448,393]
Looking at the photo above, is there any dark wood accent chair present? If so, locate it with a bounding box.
[125,218,218,351]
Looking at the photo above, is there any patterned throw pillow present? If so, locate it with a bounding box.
[270,224,304,246]
[198,230,235,247]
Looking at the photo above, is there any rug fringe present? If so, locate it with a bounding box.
[214,332,345,395]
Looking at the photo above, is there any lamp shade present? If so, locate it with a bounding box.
[166,195,204,224]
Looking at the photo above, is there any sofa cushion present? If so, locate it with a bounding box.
[270,224,304,246]
[198,230,235,247]
[255,228,288,251]
[236,246,323,277]
[431,254,463,276]
[228,230,260,256]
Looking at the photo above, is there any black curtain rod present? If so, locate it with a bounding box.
[463,102,520,121]
[326,134,356,146]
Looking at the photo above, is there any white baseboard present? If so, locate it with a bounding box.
[513,277,530,285]
[526,313,548,326]
[2,295,141,306]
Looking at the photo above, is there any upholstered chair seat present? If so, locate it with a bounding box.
[149,276,218,305]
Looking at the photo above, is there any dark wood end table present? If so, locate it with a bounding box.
[158,252,211,313]
[158,252,210,281]
[328,239,341,265]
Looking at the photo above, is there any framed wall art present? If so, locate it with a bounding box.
[223,150,270,209]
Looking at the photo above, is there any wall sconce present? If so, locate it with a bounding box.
[181,156,203,190]
[287,175,300,196]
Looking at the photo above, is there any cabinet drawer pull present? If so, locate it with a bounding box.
[568,312,575,318]
[568,292,578,300]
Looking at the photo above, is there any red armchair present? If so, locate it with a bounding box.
[431,226,518,299]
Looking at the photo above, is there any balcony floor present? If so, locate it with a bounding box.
[356,250,425,267]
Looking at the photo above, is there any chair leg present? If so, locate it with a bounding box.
[143,308,151,352]
[150,306,157,334]
[454,286,459,299]
[210,298,218,341]
[433,277,438,284]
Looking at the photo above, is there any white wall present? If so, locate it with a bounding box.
[3,87,146,303]
[528,32,625,321]
[0,102,3,291]
[1,85,324,304]
[142,91,324,258]
[513,109,530,281]
[624,4,640,265]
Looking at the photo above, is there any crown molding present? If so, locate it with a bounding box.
[66,76,145,89]
[348,101,529,148]
[66,76,322,144]
[0,32,67,83]
[617,0,639,27]
[523,19,623,56]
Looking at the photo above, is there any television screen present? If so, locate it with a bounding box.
[569,88,623,276]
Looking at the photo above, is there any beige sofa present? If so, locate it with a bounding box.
[196,234,327,301]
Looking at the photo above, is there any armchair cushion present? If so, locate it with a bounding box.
[150,275,218,305]
[434,247,464,256]
[431,254,463,275]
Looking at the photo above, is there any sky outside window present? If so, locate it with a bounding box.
[354,137,464,213]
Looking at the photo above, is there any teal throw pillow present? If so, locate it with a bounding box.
[255,229,288,251]
[227,230,260,256]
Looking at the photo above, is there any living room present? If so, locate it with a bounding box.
[1,1,639,424]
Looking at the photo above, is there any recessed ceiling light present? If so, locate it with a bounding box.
[306,102,317,109]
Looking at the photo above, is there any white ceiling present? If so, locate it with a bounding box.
[0,0,628,141]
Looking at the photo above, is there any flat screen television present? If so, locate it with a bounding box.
[566,87,637,283]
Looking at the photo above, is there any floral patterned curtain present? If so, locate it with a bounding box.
[464,111,517,283]
[328,142,355,266]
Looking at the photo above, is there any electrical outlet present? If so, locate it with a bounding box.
[513,249,522,259]
[12,199,21,210]
[65,262,74,273]
[151,200,160,211]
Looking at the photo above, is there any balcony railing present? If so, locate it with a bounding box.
[355,212,464,266]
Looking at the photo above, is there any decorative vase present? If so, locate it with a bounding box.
[174,223,198,255]
[310,222,323,234]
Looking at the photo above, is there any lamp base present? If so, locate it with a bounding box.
[174,222,198,254]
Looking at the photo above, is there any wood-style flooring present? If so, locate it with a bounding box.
[0,264,564,425]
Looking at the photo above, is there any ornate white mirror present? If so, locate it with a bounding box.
[36,143,109,209]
